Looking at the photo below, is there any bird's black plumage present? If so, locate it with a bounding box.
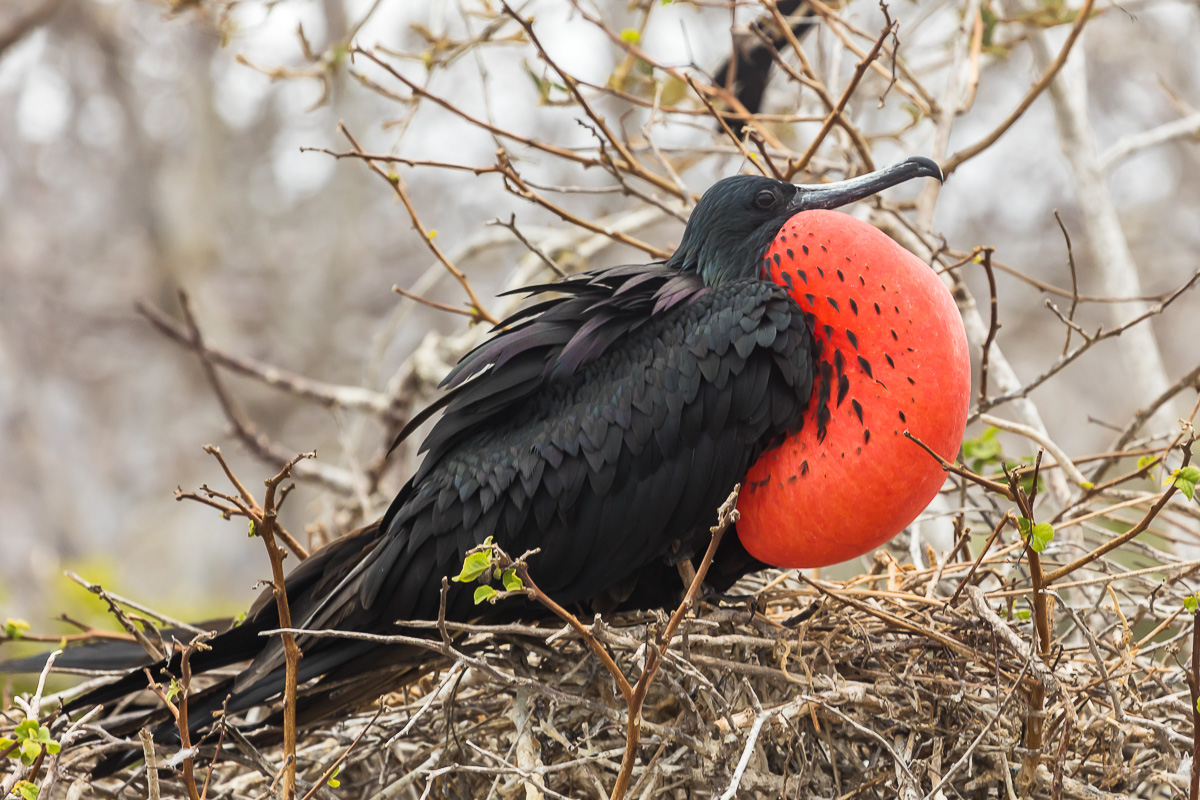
[1,163,941,765]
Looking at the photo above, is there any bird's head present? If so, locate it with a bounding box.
[668,157,943,285]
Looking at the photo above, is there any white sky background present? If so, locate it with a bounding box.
[0,0,1197,626]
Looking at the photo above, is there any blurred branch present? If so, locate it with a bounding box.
[137,301,403,423]
[1017,0,1179,432]
[172,292,358,495]
[942,0,1095,177]
[1100,111,1200,171]
[0,0,65,56]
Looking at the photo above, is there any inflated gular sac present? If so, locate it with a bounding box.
[738,210,970,568]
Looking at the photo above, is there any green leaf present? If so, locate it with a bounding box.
[454,550,493,584]
[3,619,30,640]
[620,28,641,44]
[474,585,499,605]
[0,736,14,754]
[501,569,524,592]
[1186,595,1199,614]
[165,679,181,703]
[13,781,39,800]
[1172,466,1200,501]
[248,520,257,538]
[962,427,1002,472]
[1196,695,1200,713]
[1018,518,1054,552]
[1014,608,1031,620]
[1137,455,1156,471]
[20,738,40,765]
[328,765,341,789]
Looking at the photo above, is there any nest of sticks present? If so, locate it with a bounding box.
[8,471,1200,800]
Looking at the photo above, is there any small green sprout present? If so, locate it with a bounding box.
[0,719,61,767]
[1172,466,1199,501]
[1017,517,1054,553]
[3,619,31,641]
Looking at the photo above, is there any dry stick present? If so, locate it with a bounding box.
[563,0,786,153]
[173,293,354,496]
[1011,453,1051,786]
[1053,211,1080,356]
[349,48,685,200]
[338,123,498,326]
[1191,613,1200,800]
[1044,439,1194,584]
[941,0,1095,176]
[186,446,310,561]
[947,511,1016,606]
[684,73,770,178]
[255,452,314,800]
[298,704,386,800]
[514,488,740,800]
[501,1,641,178]
[903,431,1015,499]
[978,269,1200,415]
[976,247,999,408]
[785,10,895,180]
[1091,361,1200,484]
[139,729,161,800]
[759,5,875,170]
[65,572,166,662]
[137,301,400,424]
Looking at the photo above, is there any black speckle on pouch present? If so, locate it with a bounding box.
[851,399,863,424]
[857,356,873,379]
[846,330,858,350]
[827,297,840,313]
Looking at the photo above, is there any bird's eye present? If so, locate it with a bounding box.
[754,189,777,210]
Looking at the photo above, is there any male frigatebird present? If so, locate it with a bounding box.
[2,157,969,756]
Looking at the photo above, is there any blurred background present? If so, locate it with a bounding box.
[1,0,1197,633]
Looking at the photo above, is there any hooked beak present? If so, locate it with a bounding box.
[792,157,943,211]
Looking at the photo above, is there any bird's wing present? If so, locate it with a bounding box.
[287,266,816,647]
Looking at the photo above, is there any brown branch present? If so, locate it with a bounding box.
[785,8,895,180]
[255,452,315,800]
[942,0,1096,176]
[137,301,401,423]
[1053,211,1080,356]
[338,123,498,325]
[903,431,1015,499]
[978,269,1200,414]
[0,0,65,57]
[1045,439,1194,584]
[976,247,999,408]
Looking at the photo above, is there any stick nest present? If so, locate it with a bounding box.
[13,532,1200,800]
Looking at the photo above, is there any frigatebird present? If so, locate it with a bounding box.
[2,157,969,758]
